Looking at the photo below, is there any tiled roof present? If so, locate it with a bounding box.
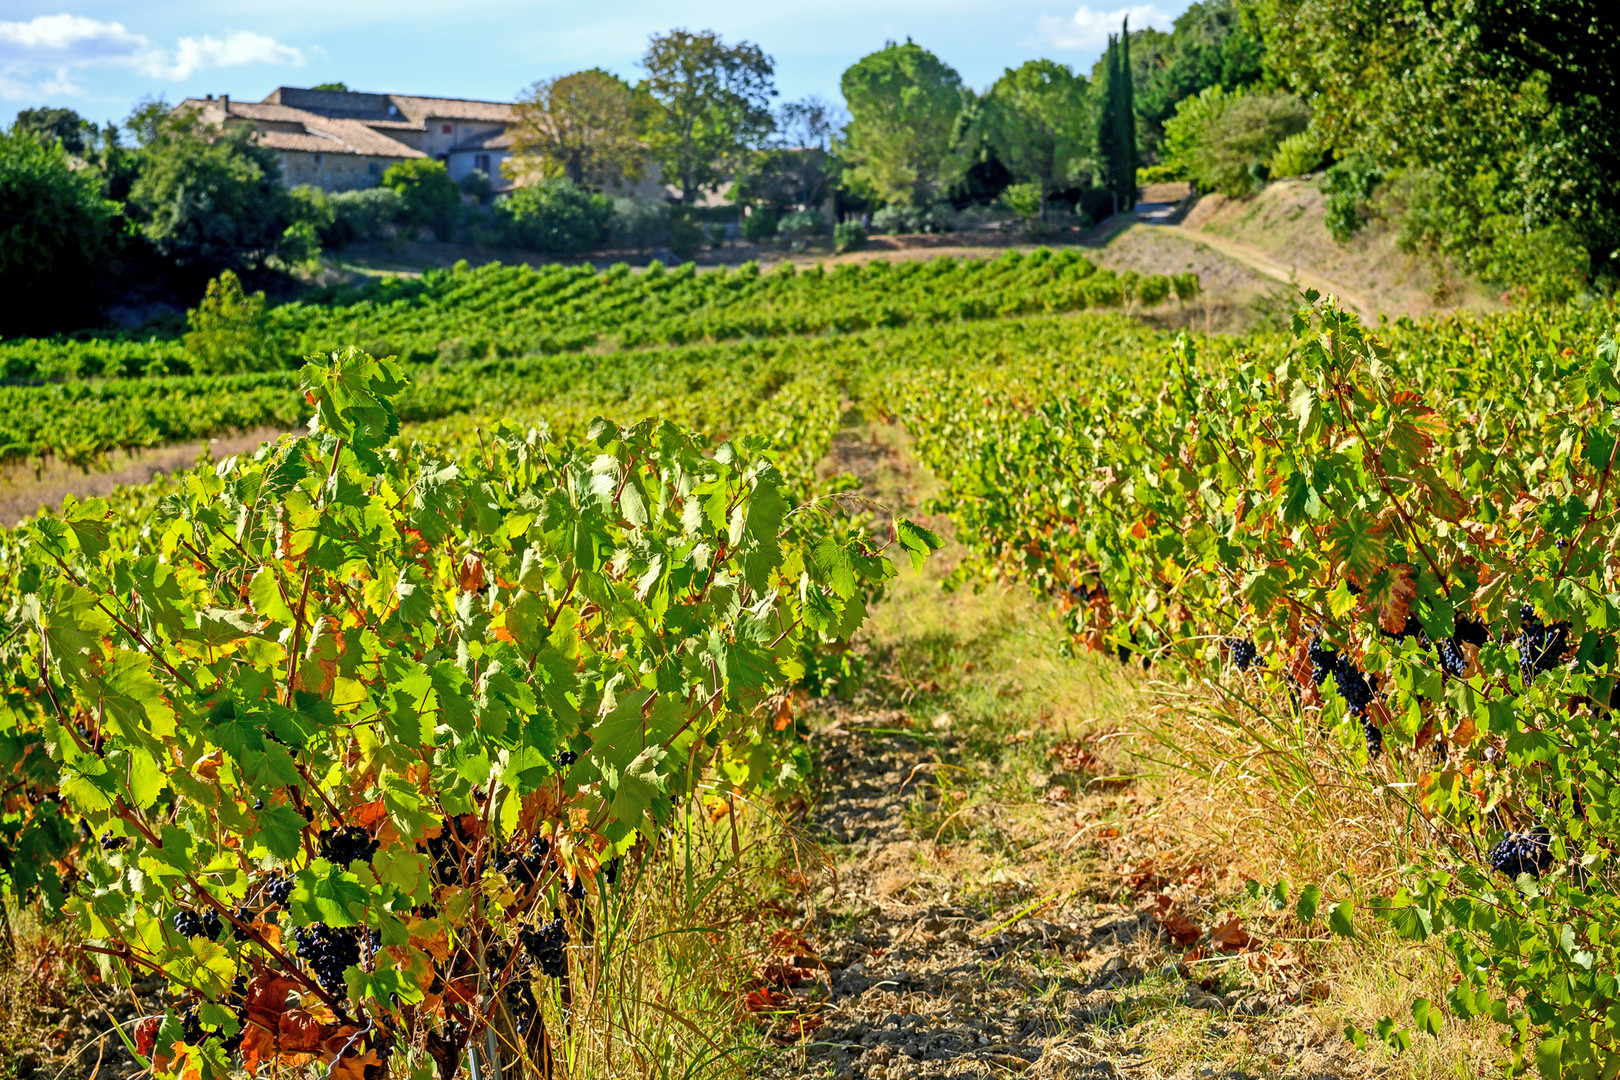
[318,118,427,157]
[389,95,515,124]
[176,96,426,159]
[177,88,515,161]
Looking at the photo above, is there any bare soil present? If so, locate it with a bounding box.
[0,426,293,528]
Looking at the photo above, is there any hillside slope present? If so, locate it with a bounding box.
[1181,179,1503,320]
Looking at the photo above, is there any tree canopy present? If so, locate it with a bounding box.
[125,111,288,275]
[0,123,121,335]
[509,68,649,190]
[642,29,776,205]
[839,40,968,207]
[977,60,1090,214]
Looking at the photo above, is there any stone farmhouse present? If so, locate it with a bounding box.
[176,86,516,192]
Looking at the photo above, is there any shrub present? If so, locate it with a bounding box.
[1320,155,1383,242]
[999,182,1043,224]
[278,220,322,264]
[1269,131,1323,178]
[1136,273,1172,306]
[775,209,824,250]
[323,187,406,247]
[871,203,921,235]
[459,169,493,203]
[493,177,612,255]
[608,198,670,251]
[380,159,461,240]
[1172,271,1201,304]
[667,212,705,260]
[834,220,868,254]
[1136,163,1183,185]
[182,270,277,373]
[1162,86,1310,197]
[742,207,781,243]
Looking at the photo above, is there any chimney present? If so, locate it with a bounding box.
[220,94,229,110]
[206,93,214,100]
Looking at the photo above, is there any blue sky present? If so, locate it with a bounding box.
[1,2,1192,127]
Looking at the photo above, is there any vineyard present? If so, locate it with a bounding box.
[1,252,1619,1079]
[0,251,1198,382]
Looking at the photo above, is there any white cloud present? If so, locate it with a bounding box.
[0,14,304,99]
[160,30,305,80]
[1035,4,1174,51]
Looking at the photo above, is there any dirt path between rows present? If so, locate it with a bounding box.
[1132,221,1377,323]
[759,417,1380,1080]
[0,427,295,528]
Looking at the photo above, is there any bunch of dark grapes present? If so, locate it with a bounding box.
[264,874,294,906]
[1515,606,1569,683]
[179,1003,204,1045]
[293,923,362,997]
[1437,637,1467,677]
[1489,826,1554,879]
[424,819,467,885]
[604,857,621,886]
[503,971,539,1032]
[1360,719,1383,757]
[1226,637,1258,672]
[319,826,379,866]
[556,750,579,768]
[100,832,126,850]
[518,919,569,979]
[1308,635,1336,686]
[502,835,555,884]
[1330,655,1375,714]
[172,909,219,940]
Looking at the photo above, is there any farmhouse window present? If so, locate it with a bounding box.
[442,124,452,134]
[475,154,491,173]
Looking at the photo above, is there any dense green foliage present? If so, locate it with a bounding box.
[871,294,1620,1076]
[1255,0,1619,294]
[0,250,1193,388]
[975,60,1090,216]
[127,112,290,273]
[641,29,776,206]
[1162,85,1310,195]
[380,160,462,241]
[0,124,122,336]
[492,178,613,255]
[839,41,969,207]
[0,342,933,1076]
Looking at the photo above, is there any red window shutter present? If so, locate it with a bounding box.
[442,124,452,134]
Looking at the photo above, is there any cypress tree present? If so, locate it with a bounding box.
[1099,33,1121,215]
[1120,16,1137,210]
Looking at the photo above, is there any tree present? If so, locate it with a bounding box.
[13,107,95,154]
[1095,24,1140,212]
[775,96,844,151]
[380,158,460,240]
[839,40,969,207]
[310,81,350,92]
[125,110,289,274]
[0,123,120,334]
[978,60,1090,217]
[182,269,277,373]
[1250,0,1620,290]
[641,29,776,205]
[1161,85,1309,195]
[509,69,649,190]
[1132,0,1263,155]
